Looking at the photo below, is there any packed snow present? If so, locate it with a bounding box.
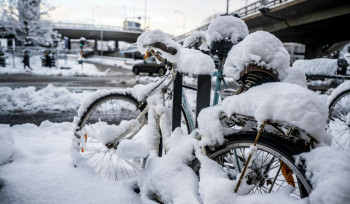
[224,31,290,81]
[292,58,338,76]
[205,16,249,46]
[137,30,215,75]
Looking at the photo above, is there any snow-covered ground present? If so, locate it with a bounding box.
[1,83,350,204]
[0,55,107,76]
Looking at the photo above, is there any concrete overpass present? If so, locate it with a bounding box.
[53,23,143,45]
[174,0,350,58]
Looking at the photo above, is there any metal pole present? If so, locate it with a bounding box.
[100,26,104,56]
[144,0,147,30]
[172,73,183,131]
[226,0,229,15]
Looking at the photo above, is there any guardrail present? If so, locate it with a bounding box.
[54,22,143,33]
[173,0,292,42]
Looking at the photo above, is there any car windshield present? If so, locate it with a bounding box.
[145,57,156,63]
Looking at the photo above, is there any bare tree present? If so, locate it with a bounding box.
[0,0,60,46]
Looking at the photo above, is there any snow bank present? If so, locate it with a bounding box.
[0,127,15,165]
[298,146,350,204]
[198,82,331,146]
[206,16,249,46]
[0,84,86,113]
[292,59,338,76]
[328,80,350,105]
[224,31,290,81]
[137,30,215,75]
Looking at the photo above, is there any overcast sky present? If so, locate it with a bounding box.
[46,0,252,36]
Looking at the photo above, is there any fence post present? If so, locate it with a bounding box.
[196,74,211,127]
[172,72,183,131]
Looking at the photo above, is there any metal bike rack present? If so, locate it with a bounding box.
[172,73,211,131]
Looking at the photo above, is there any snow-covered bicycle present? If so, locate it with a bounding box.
[71,17,330,201]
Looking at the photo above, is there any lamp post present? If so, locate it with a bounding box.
[174,10,185,34]
[92,6,99,25]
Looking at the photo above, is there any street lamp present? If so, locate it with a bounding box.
[92,6,99,25]
[174,10,185,34]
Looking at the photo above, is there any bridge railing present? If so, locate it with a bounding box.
[54,22,143,32]
[173,0,292,42]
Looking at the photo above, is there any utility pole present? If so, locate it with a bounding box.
[226,0,229,15]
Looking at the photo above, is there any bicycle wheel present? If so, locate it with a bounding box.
[328,90,350,152]
[192,132,311,198]
[73,93,146,181]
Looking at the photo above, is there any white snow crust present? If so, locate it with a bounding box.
[292,58,338,76]
[206,16,249,46]
[198,82,331,146]
[137,30,215,75]
[224,31,290,81]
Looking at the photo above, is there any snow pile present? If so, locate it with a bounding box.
[206,16,249,46]
[299,146,350,204]
[0,84,87,113]
[292,58,338,76]
[198,82,331,146]
[224,31,290,81]
[328,80,350,105]
[137,30,215,75]
[138,128,201,203]
[0,127,15,165]
[183,31,209,51]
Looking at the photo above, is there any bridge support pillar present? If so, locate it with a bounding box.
[115,40,119,50]
[94,38,99,55]
[305,44,323,59]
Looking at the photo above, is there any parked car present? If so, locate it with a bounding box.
[132,56,167,76]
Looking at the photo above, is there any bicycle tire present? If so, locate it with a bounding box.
[192,132,311,198]
[328,89,350,152]
[73,92,146,182]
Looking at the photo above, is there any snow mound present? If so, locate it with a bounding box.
[198,82,331,146]
[292,58,338,76]
[0,84,85,113]
[137,30,215,75]
[224,31,290,81]
[206,16,249,46]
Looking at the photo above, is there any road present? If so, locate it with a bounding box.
[0,61,148,125]
[0,62,138,91]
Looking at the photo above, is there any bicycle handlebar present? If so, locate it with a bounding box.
[144,42,177,55]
